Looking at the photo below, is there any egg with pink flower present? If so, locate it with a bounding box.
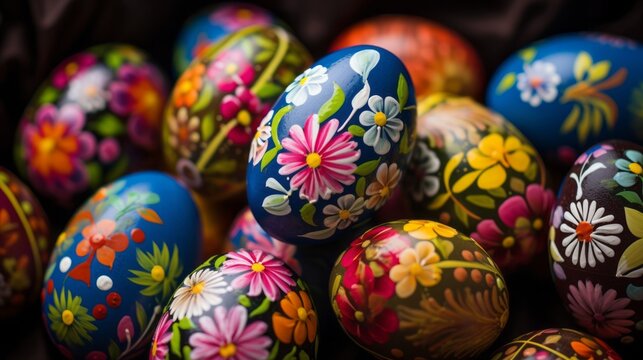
[151,249,318,359]
[549,139,643,352]
[162,25,312,202]
[404,94,554,271]
[14,44,169,206]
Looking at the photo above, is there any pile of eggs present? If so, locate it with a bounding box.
[1,2,642,359]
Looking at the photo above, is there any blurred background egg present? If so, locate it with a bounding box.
[0,167,50,319]
[173,2,278,75]
[549,139,643,351]
[246,45,416,245]
[152,249,318,359]
[330,15,484,100]
[405,94,554,271]
[14,44,169,206]
[329,219,509,359]
[163,25,312,202]
[490,328,620,360]
[41,171,201,359]
[487,33,643,171]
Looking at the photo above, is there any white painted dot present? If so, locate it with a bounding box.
[96,275,113,291]
[59,257,72,273]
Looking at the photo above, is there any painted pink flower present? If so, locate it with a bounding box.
[22,103,95,197]
[209,4,272,30]
[341,225,404,273]
[98,138,120,163]
[117,315,135,343]
[568,280,635,338]
[189,305,272,360]
[277,115,360,202]
[207,51,255,92]
[52,53,96,89]
[220,87,269,145]
[222,249,295,301]
[471,184,555,269]
[574,143,615,165]
[109,64,167,150]
[150,312,172,360]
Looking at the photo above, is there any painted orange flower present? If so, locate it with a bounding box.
[69,219,128,285]
[272,290,317,345]
[571,336,621,360]
[173,63,205,108]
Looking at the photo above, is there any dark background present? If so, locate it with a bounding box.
[0,0,642,359]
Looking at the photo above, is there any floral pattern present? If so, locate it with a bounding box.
[16,45,168,203]
[365,163,401,210]
[158,250,317,359]
[330,220,508,359]
[359,95,403,155]
[285,65,328,106]
[466,133,531,190]
[614,150,642,189]
[516,60,561,107]
[409,142,441,202]
[47,288,97,346]
[169,269,228,321]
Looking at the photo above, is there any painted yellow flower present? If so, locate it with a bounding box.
[403,220,458,240]
[466,133,531,189]
[390,241,442,298]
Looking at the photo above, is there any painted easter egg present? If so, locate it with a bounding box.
[0,167,50,318]
[151,249,318,360]
[487,33,643,169]
[549,140,643,351]
[330,16,484,100]
[15,44,169,206]
[41,172,201,359]
[173,3,277,75]
[405,94,554,270]
[329,219,509,359]
[246,45,417,245]
[490,328,620,360]
[163,25,312,201]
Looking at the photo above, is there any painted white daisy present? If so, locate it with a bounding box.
[560,199,623,269]
[410,142,441,202]
[359,95,404,155]
[168,269,228,321]
[323,194,365,230]
[516,60,561,107]
[285,65,328,106]
[249,110,272,165]
[64,65,112,112]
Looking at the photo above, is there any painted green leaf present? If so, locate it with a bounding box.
[495,73,516,95]
[257,82,283,99]
[250,297,271,317]
[108,340,121,360]
[487,187,507,198]
[400,127,410,155]
[271,105,293,149]
[300,203,317,226]
[283,346,298,360]
[466,194,495,209]
[135,302,147,330]
[452,170,481,194]
[625,207,643,238]
[318,82,345,122]
[261,147,279,171]
[397,74,409,109]
[106,52,124,69]
[268,341,280,360]
[214,255,227,269]
[182,345,192,360]
[192,83,214,112]
[617,238,643,278]
[299,350,311,360]
[255,35,277,50]
[428,193,450,210]
[617,191,643,206]
[86,162,103,189]
[354,158,380,176]
[238,294,251,307]
[454,203,469,227]
[171,323,181,356]
[544,335,562,345]
[141,192,160,205]
[510,177,525,194]
[348,125,365,137]
[519,47,537,63]
[356,177,366,197]
[201,113,215,140]
[91,114,125,137]
[255,49,274,63]
[178,316,193,330]
[38,86,59,104]
[525,162,538,182]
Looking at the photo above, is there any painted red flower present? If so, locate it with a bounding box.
[220,87,269,145]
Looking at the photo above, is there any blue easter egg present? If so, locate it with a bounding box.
[246,45,417,245]
[487,33,643,169]
[41,171,201,359]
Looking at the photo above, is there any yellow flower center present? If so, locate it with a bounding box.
[237,110,252,127]
[379,186,390,198]
[65,62,79,76]
[373,111,387,127]
[225,63,238,75]
[190,281,205,295]
[62,310,74,326]
[219,343,237,358]
[629,162,642,174]
[179,81,192,94]
[38,138,56,154]
[502,236,515,248]
[338,209,351,220]
[409,263,423,276]
[306,152,322,168]
[354,310,365,322]
[236,9,252,19]
[251,262,265,272]
[56,232,67,247]
[151,265,165,282]
[361,240,371,248]
[297,307,308,321]
[533,218,543,230]
[299,76,309,85]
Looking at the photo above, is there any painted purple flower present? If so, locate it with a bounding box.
[222,250,295,301]
[567,280,635,338]
[189,305,272,360]
[150,312,172,360]
[207,51,255,92]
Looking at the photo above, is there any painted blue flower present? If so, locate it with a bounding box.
[614,150,643,188]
